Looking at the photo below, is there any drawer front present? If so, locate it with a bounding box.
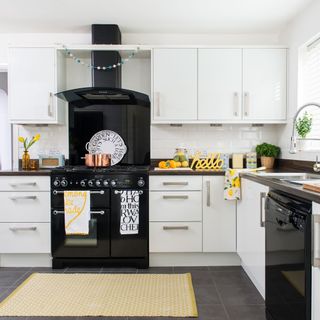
[149,191,202,221]
[149,222,202,252]
[0,223,50,253]
[0,176,50,191]
[150,176,202,191]
[0,192,50,222]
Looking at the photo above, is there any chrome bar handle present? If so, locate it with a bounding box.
[162,182,188,186]
[206,180,211,207]
[52,190,105,195]
[10,182,37,187]
[162,195,188,200]
[48,92,53,117]
[9,227,37,232]
[260,192,267,227]
[53,210,105,215]
[244,92,249,116]
[313,215,320,268]
[233,92,239,117]
[163,226,189,231]
[9,195,37,200]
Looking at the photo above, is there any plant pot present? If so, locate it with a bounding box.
[22,150,30,170]
[298,139,308,151]
[261,156,275,169]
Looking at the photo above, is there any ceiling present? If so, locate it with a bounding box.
[0,0,314,34]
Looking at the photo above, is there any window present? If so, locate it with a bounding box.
[298,36,320,150]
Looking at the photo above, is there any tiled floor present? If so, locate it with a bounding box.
[0,266,266,320]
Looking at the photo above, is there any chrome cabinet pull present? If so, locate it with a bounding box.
[206,180,210,207]
[52,190,105,195]
[162,182,188,186]
[9,227,37,232]
[48,92,53,117]
[53,210,105,215]
[154,92,160,117]
[233,92,239,117]
[9,195,37,200]
[260,192,267,227]
[244,92,249,116]
[163,226,189,230]
[313,215,320,268]
[10,182,37,187]
[162,195,188,200]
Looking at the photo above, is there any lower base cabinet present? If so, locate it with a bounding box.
[237,178,268,298]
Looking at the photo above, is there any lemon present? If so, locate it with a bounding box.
[182,161,189,167]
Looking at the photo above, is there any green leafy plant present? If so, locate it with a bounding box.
[256,143,280,158]
[295,111,312,138]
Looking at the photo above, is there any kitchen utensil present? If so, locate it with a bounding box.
[83,154,96,167]
[85,130,127,166]
[82,154,111,167]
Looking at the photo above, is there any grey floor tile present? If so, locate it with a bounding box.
[101,267,137,273]
[226,305,266,320]
[189,271,215,286]
[31,267,67,273]
[210,270,254,288]
[0,267,31,272]
[65,267,102,273]
[197,304,229,320]
[0,271,28,287]
[174,266,209,272]
[208,266,242,272]
[194,285,222,305]
[137,267,174,274]
[218,285,264,306]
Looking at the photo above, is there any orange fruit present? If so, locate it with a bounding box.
[159,161,166,169]
[169,160,176,168]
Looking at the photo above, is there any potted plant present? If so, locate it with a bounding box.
[256,143,280,169]
[18,134,40,170]
[295,111,312,150]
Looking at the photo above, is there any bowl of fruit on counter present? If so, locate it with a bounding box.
[156,147,193,171]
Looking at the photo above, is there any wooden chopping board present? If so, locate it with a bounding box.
[303,182,320,193]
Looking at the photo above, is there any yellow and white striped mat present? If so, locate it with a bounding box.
[0,273,198,317]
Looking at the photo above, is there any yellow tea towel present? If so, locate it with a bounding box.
[64,191,90,235]
[224,169,241,200]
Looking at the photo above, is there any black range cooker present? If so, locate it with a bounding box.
[51,166,149,269]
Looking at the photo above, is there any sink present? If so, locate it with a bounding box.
[267,173,320,185]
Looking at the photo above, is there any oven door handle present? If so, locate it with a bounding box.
[313,214,320,268]
[52,190,105,195]
[53,210,105,215]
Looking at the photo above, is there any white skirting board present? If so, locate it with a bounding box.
[0,254,51,267]
[150,252,240,267]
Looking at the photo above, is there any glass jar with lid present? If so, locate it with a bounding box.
[173,145,189,168]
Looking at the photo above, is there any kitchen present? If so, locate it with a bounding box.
[0,0,320,319]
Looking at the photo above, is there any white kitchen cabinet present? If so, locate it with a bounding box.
[198,49,242,121]
[312,202,320,320]
[237,178,268,298]
[202,176,236,252]
[242,49,287,121]
[153,48,197,121]
[8,47,64,124]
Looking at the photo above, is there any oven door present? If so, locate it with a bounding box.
[110,188,148,258]
[51,209,110,258]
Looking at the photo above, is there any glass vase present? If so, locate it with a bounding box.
[22,150,30,170]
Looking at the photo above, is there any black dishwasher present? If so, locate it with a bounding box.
[265,190,312,320]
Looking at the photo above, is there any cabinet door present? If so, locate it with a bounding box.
[242,49,287,121]
[202,176,236,252]
[8,47,57,123]
[198,49,242,121]
[153,49,197,121]
[237,178,268,298]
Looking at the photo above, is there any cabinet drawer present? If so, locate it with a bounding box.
[0,192,50,222]
[149,222,202,252]
[0,176,50,191]
[0,223,50,253]
[150,191,202,221]
[150,176,202,191]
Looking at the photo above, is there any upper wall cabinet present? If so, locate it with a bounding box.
[198,49,242,121]
[242,49,287,121]
[152,47,287,124]
[8,47,64,124]
[153,49,197,121]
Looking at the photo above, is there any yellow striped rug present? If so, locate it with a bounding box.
[0,273,198,317]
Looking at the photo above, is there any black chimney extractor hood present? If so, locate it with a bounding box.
[56,24,149,107]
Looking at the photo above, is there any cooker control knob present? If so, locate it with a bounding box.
[53,180,60,187]
[111,180,117,187]
[61,179,68,187]
[138,179,145,187]
[80,180,86,187]
[95,180,102,187]
[103,179,109,186]
[88,180,94,187]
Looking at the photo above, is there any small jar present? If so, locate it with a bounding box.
[173,147,189,167]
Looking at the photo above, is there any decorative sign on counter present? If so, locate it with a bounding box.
[190,152,224,170]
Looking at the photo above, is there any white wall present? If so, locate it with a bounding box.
[277,0,320,161]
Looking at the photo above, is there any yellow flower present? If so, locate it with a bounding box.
[34,134,40,141]
[232,177,240,188]
[18,136,25,143]
[229,169,235,176]
[228,189,234,197]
